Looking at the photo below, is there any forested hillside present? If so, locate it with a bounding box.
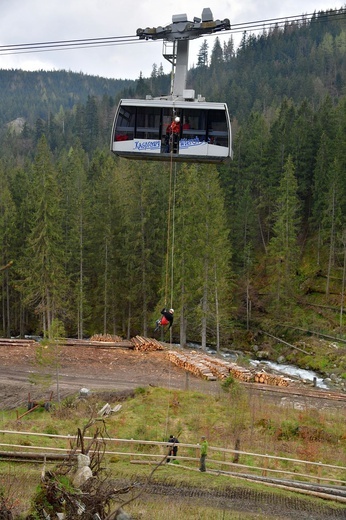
[0,69,134,126]
[0,8,345,352]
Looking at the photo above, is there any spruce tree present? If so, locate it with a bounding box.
[0,161,16,336]
[174,164,232,348]
[106,159,167,337]
[20,136,67,334]
[86,152,122,336]
[267,155,301,307]
[322,158,344,296]
[210,37,223,67]
[58,141,90,338]
[197,39,209,67]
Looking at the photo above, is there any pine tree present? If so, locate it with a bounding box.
[291,100,317,208]
[321,158,344,296]
[135,72,148,98]
[197,39,209,67]
[58,141,90,338]
[223,37,235,62]
[106,155,164,337]
[262,99,297,242]
[267,155,301,307]
[20,136,67,334]
[0,161,16,336]
[84,151,122,336]
[174,164,232,348]
[226,111,269,256]
[85,95,100,152]
[210,37,223,67]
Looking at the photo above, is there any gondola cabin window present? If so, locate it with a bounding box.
[136,107,161,140]
[114,105,135,142]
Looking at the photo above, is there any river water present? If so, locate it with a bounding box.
[249,359,329,389]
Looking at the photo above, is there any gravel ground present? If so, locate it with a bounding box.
[0,343,223,408]
[111,478,346,519]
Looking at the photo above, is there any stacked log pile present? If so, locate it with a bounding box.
[167,351,217,380]
[167,350,292,386]
[254,371,290,387]
[229,363,254,382]
[131,336,164,352]
[204,360,230,380]
[209,357,253,382]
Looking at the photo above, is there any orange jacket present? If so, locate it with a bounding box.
[167,121,180,135]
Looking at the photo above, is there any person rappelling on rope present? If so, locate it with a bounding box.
[154,308,174,333]
[165,116,181,153]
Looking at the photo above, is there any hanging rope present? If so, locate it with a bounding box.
[170,163,177,310]
[162,122,181,439]
[164,154,173,308]
[164,114,177,310]
[164,153,176,440]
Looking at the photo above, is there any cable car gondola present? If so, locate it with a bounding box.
[110,8,233,164]
[111,94,232,163]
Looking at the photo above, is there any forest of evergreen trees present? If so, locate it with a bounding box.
[0,8,345,346]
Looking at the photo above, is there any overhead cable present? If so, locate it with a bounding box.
[0,9,345,56]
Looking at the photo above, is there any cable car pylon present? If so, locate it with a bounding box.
[110,7,233,163]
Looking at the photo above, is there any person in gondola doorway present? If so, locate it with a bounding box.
[154,308,174,333]
[165,116,181,153]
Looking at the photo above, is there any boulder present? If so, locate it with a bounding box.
[73,453,92,488]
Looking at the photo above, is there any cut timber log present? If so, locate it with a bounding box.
[0,338,37,347]
[90,333,123,342]
[0,451,74,461]
[131,336,164,352]
[63,338,134,348]
[254,371,290,387]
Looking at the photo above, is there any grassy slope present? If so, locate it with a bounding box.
[0,385,346,517]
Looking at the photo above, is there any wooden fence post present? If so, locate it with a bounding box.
[317,461,322,484]
[262,455,268,477]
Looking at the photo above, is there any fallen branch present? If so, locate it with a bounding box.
[259,330,309,355]
[0,261,13,272]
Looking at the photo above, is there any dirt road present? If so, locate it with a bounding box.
[1,341,345,410]
[0,342,222,408]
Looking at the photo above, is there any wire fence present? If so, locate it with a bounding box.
[0,429,345,488]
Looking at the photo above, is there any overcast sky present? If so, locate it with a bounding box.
[0,1,343,80]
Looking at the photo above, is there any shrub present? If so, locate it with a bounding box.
[276,420,300,440]
[221,375,236,391]
[256,418,275,432]
[43,425,59,435]
[134,387,147,395]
